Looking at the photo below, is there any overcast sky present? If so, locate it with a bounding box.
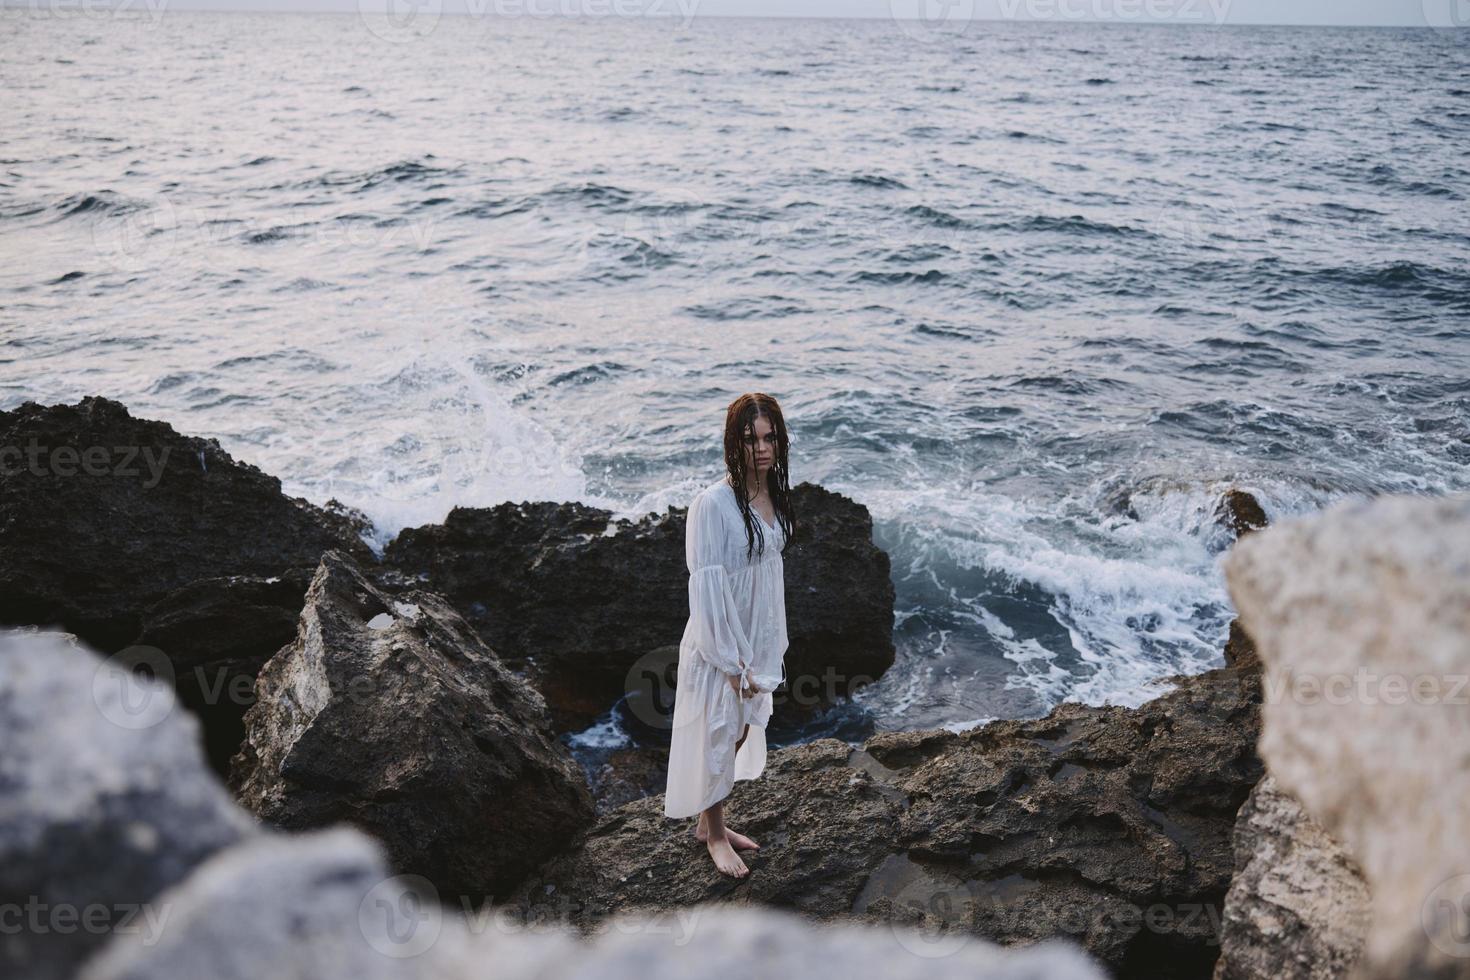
[7,0,1455,26]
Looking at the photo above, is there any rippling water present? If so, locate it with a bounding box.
[3,10,1467,745]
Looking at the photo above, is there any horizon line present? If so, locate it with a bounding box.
[0,1,1452,29]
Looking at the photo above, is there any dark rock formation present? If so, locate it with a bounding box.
[1214,490,1268,540]
[778,482,897,708]
[1221,619,1259,671]
[0,396,374,651]
[584,744,673,816]
[0,397,375,773]
[507,658,1264,980]
[383,481,895,733]
[229,550,597,902]
[0,630,258,980]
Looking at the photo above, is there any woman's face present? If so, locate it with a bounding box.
[743,415,776,477]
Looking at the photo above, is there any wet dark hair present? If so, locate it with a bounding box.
[722,392,795,561]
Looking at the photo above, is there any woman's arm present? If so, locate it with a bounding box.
[686,489,758,695]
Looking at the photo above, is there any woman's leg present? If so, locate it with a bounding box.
[696,724,760,853]
[700,798,747,877]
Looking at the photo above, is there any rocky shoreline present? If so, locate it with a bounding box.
[3,395,1462,979]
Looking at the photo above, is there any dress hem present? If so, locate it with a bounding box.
[663,717,769,819]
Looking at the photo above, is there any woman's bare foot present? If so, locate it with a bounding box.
[705,833,749,878]
[695,814,760,851]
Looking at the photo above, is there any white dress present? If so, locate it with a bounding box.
[663,477,789,819]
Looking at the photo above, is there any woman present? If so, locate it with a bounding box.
[663,392,795,879]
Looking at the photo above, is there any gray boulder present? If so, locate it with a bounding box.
[1213,774,1370,979]
[0,629,257,980]
[76,827,467,980]
[79,824,1107,980]
[1224,492,1470,979]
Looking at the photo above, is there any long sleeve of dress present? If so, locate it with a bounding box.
[685,488,755,688]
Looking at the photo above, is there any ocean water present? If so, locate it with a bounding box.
[2,10,1467,746]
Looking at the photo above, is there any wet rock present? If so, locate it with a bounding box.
[1213,775,1370,980]
[780,482,897,708]
[1221,619,1259,671]
[1224,492,1470,980]
[131,570,314,777]
[1214,490,1268,540]
[229,550,596,903]
[507,659,1263,979]
[0,396,373,652]
[0,630,258,980]
[587,745,672,817]
[383,481,895,733]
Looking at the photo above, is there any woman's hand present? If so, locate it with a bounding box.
[728,668,760,698]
